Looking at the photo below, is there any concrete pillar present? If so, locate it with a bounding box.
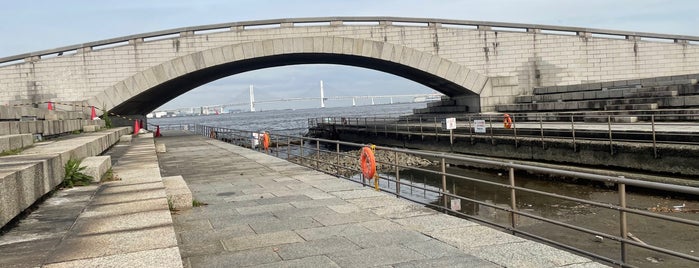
[280,22,294,28]
[77,47,92,53]
[477,25,492,31]
[674,39,688,44]
[577,32,591,38]
[379,21,392,26]
[231,26,244,32]
[24,56,40,62]
[330,20,343,26]
[527,28,541,33]
[626,35,640,41]
[179,31,194,37]
[128,38,144,45]
[428,22,442,28]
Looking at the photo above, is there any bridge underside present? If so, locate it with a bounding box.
[110,53,478,115]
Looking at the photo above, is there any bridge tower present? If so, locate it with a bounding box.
[320,80,325,108]
[352,98,356,106]
[249,85,255,112]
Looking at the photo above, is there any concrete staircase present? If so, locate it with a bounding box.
[495,74,699,119]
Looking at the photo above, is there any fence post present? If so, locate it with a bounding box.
[608,115,614,155]
[468,115,473,144]
[395,151,400,197]
[336,143,341,175]
[619,180,628,264]
[539,114,545,149]
[316,140,320,169]
[441,158,447,210]
[419,117,424,140]
[300,137,304,166]
[489,115,494,145]
[509,163,517,234]
[287,136,291,160]
[434,117,438,141]
[571,115,577,152]
[651,115,658,159]
[512,114,518,148]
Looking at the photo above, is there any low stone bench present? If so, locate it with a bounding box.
[0,134,33,154]
[81,156,111,182]
[162,175,193,210]
[119,135,132,143]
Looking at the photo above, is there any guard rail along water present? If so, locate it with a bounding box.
[308,111,699,157]
[157,123,699,267]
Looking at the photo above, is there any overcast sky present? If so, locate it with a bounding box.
[1,0,697,110]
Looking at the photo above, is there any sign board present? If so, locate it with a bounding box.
[474,120,486,133]
[450,199,461,211]
[443,117,457,130]
[251,132,260,147]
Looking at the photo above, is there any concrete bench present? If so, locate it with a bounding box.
[119,135,132,143]
[162,175,192,210]
[0,134,33,154]
[81,156,112,182]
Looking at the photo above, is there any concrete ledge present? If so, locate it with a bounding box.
[119,135,132,143]
[162,175,192,209]
[81,156,112,182]
[0,127,130,228]
[82,125,98,132]
[0,134,34,153]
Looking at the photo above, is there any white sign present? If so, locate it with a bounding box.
[451,199,461,211]
[251,133,260,147]
[445,117,457,130]
[474,120,486,133]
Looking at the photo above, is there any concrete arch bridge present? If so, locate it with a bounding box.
[1,17,698,120]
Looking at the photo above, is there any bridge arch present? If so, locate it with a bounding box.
[87,36,486,115]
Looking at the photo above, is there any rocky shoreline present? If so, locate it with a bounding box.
[290,148,435,176]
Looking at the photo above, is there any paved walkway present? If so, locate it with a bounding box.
[158,131,606,268]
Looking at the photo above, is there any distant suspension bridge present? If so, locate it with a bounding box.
[157,81,443,115]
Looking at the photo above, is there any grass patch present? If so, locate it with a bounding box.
[100,168,121,182]
[192,199,208,207]
[61,158,93,188]
[0,148,23,156]
[71,130,81,135]
[167,198,176,212]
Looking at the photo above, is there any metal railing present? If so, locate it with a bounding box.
[3,16,698,64]
[186,123,699,268]
[308,111,699,156]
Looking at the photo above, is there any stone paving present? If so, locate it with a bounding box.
[158,131,607,268]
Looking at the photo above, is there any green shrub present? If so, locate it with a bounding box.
[100,107,113,128]
[62,159,93,188]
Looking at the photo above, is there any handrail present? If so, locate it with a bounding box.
[187,123,699,266]
[2,16,698,64]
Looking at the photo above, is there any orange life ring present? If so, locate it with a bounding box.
[262,132,270,150]
[503,114,513,129]
[359,146,376,179]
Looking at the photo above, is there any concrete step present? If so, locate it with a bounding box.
[532,73,699,95]
[163,175,193,210]
[81,155,112,182]
[0,134,34,154]
[426,99,456,107]
[0,127,130,228]
[584,116,639,123]
[0,119,105,136]
[605,103,659,111]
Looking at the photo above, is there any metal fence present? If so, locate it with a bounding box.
[181,123,699,267]
[308,112,699,157]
